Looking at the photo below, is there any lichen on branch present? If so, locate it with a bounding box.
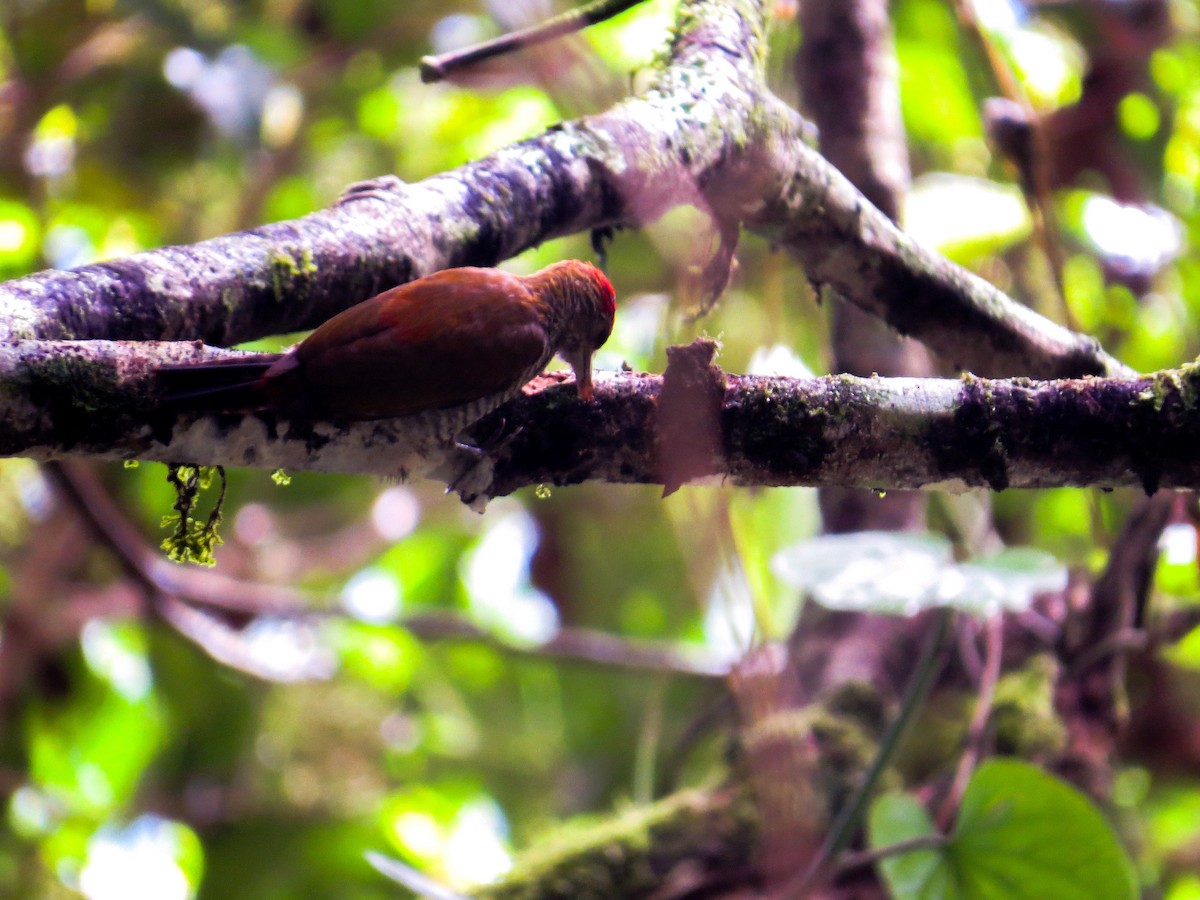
[161,464,226,567]
[0,340,1196,501]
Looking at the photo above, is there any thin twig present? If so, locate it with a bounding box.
[156,595,333,682]
[46,460,303,612]
[419,0,647,83]
[44,461,316,677]
[634,677,668,803]
[1156,607,1200,644]
[792,608,953,893]
[43,460,162,595]
[836,833,951,874]
[401,611,729,678]
[937,612,1003,830]
[1066,626,1150,675]
[1054,490,1174,795]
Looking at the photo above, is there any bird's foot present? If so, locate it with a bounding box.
[443,417,524,511]
[445,443,494,512]
[460,414,523,455]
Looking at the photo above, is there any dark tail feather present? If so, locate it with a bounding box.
[156,356,283,411]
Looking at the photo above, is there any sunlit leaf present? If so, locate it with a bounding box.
[954,548,1068,613]
[0,200,41,273]
[462,507,558,644]
[80,815,204,900]
[1061,191,1183,277]
[997,21,1084,110]
[772,531,952,615]
[587,0,676,70]
[772,533,1065,616]
[1146,787,1200,859]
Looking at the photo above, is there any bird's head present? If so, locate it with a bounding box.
[529,260,616,401]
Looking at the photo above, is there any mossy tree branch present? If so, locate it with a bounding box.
[0,0,1124,385]
[1,339,1194,502]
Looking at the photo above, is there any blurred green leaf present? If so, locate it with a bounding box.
[1147,787,1200,861]
[1165,874,1200,900]
[1119,92,1162,141]
[951,759,1136,900]
[332,622,422,693]
[895,0,982,153]
[728,487,819,637]
[955,548,1068,612]
[869,792,947,900]
[1165,625,1200,672]
[774,531,951,615]
[905,175,1032,264]
[0,201,41,274]
[356,84,402,141]
[869,761,1136,900]
[586,0,675,71]
[27,663,164,818]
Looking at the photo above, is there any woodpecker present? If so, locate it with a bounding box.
[157,260,617,437]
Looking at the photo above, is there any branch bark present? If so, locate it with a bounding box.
[797,0,930,534]
[2,339,1195,501]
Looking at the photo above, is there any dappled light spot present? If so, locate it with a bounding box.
[341,567,403,623]
[79,816,199,900]
[371,486,421,540]
[463,505,558,644]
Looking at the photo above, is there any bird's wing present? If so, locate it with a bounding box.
[289,267,551,419]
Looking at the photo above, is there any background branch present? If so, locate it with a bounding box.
[44,459,727,680]
[418,0,647,84]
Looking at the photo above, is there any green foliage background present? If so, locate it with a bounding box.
[3,0,1200,897]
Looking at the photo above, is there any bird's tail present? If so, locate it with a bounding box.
[155,356,283,411]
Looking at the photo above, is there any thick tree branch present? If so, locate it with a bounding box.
[797,0,930,534]
[0,0,1125,384]
[2,339,1195,499]
[797,0,909,223]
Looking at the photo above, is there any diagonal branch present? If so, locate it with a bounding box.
[45,458,727,679]
[0,0,1125,383]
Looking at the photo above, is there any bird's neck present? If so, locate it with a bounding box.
[523,264,583,338]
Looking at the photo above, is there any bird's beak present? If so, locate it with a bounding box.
[568,350,595,401]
